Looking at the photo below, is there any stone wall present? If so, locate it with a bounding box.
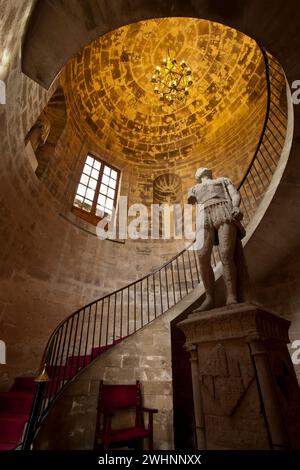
[0,39,184,389]
[34,247,300,450]
[34,284,204,450]
[0,13,273,392]
[0,0,34,81]
[0,6,286,387]
[0,0,299,453]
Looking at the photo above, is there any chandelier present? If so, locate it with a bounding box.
[151,55,193,105]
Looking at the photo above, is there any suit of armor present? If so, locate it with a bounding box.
[188,168,245,311]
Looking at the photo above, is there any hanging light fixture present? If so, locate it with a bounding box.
[151,54,193,105]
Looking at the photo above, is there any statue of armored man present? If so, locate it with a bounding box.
[188,167,248,311]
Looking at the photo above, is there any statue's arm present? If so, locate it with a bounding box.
[187,187,197,205]
[226,181,243,219]
[227,182,241,208]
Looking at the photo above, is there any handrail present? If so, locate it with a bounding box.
[236,49,288,226]
[237,46,271,191]
[22,46,288,449]
[38,240,194,370]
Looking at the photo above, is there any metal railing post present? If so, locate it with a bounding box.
[21,364,49,450]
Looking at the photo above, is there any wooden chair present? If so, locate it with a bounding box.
[94,380,158,450]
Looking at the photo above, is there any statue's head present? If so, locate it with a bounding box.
[195,167,213,182]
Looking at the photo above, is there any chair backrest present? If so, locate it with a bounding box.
[98,380,142,412]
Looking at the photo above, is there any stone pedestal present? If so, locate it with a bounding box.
[178,303,300,450]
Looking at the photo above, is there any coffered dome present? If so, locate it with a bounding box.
[63,17,266,178]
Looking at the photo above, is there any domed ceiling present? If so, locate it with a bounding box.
[63,17,266,170]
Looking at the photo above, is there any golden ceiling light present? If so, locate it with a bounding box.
[151,55,193,105]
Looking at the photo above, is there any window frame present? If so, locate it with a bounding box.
[72,153,121,226]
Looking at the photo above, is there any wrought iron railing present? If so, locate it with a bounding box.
[22,47,288,449]
[238,49,288,224]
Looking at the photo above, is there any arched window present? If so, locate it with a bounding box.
[72,154,120,225]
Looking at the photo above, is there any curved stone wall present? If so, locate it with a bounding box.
[0,31,183,388]
[35,17,268,233]
[0,0,298,408]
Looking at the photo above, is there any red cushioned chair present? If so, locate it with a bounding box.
[94,380,158,450]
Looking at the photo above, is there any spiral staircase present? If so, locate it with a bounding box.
[0,48,292,450]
